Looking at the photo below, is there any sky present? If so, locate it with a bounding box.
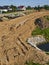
[0,0,49,7]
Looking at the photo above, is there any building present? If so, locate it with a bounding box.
[17,6,26,11]
[0,6,12,14]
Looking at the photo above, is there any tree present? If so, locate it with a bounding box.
[37,5,41,11]
[34,6,38,10]
[34,5,41,11]
[26,6,32,10]
[44,5,49,10]
[10,5,17,12]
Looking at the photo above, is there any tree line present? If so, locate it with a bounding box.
[26,5,49,11]
[34,5,49,11]
[1,5,49,12]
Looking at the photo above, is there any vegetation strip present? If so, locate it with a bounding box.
[32,27,49,41]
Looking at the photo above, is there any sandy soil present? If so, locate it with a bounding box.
[0,11,49,65]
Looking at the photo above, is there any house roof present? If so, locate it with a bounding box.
[0,6,10,9]
[18,6,25,8]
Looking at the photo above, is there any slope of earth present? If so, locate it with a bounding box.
[0,11,49,65]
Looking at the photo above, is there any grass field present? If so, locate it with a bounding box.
[32,27,49,41]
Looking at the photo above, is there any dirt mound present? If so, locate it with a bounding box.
[0,12,49,65]
[35,16,49,29]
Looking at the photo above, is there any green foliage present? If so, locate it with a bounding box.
[26,6,32,10]
[44,5,49,10]
[34,6,38,10]
[44,16,49,21]
[34,5,42,11]
[37,5,41,11]
[34,5,49,11]
[46,16,49,21]
[25,61,41,65]
[47,17,49,20]
[31,27,43,35]
[46,62,49,65]
[43,28,49,40]
[46,52,49,55]
[10,5,17,12]
[32,27,49,41]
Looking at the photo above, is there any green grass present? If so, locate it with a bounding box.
[44,16,49,21]
[25,61,41,65]
[25,61,49,65]
[45,61,49,65]
[47,17,49,20]
[46,52,49,55]
[31,27,43,35]
[32,27,49,41]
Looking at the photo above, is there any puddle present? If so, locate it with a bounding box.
[37,43,49,52]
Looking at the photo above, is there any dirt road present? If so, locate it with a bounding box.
[0,11,49,65]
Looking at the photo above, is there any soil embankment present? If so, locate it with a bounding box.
[0,11,49,65]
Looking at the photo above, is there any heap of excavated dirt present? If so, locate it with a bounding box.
[0,12,49,65]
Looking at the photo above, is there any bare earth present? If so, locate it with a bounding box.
[0,11,49,65]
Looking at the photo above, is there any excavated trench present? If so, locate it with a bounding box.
[35,18,49,52]
[37,43,49,52]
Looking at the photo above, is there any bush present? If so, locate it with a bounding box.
[44,5,49,10]
[26,6,33,10]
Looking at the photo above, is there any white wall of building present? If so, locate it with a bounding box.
[0,9,8,14]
